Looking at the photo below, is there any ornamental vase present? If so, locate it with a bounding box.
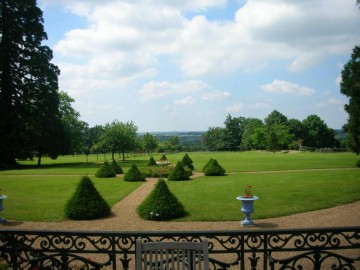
[0,195,7,222]
[236,196,259,226]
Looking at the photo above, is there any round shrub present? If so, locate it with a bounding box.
[65,176,111,220]
[204,159,225,176]
[137,179,185,220]
[168,161,190,181]
[124,164,145,182]
[148,156,158,167]
[111,159,123,174]
[182,153,194,170]
[95,161,116,178]
[202,158,213,172]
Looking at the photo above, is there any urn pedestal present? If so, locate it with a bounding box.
[0,195,7,223]
[236,196,259,226]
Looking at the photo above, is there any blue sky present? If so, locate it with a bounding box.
[38,0,360,132]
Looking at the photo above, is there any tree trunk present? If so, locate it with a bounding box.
[37,151,42,166]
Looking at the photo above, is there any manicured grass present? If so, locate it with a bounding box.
[0,175,141,221]
[0,151,359,221]
[168,169,360,221]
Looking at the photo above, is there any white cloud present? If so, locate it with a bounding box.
[315,98,344,108]
[262,80,316,96]
[173,96,196,106]
[139,80,207,100]
[249,102,272,110]
[327,98,342,105]
[226,102,244,113]
[49,0,360,88]
[202,90,231,101]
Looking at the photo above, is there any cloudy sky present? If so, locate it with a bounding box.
[38,0,360,132]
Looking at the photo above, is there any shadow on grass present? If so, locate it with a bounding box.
[1,159,150,172]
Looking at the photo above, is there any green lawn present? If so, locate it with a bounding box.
[0,151,359,221]
[168,169,360,221]
[0,175,141,221]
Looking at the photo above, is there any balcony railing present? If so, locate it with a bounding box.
[0,227,359,270]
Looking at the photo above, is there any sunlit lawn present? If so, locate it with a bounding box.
[0,151,359,221]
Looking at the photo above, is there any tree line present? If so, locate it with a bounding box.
[200,111,343,152]
[1,1,359,168]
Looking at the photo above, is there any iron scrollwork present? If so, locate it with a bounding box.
[0,227,358,270]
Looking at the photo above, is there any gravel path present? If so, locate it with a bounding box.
[1,176,359,231]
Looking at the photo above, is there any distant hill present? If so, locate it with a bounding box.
[139,131,205,146]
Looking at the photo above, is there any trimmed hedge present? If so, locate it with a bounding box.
[95,161,116,178]
[168,161,190,181]
[124,164,145,182]
[137,179,185,220]
[181,153,194,170]
[111,159,123,174]
[204,159,225,176]
[202,158,213,173]
[65,176,111,220]
[148,156,158,166]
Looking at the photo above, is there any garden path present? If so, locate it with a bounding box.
[2,171,360,231]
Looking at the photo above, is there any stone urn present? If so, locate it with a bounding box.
[0,195,7,223]
[236,196,259,226]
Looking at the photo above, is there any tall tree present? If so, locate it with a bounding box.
[223,114,244,151]
[0,0,60,166]
[240,118,264,150]
[98,120,138,161]
[302,115,337,148]
[201,127,226,151]
[142,133,158,155]
[340,46,360,154]
[58,91,88,155]
[264,110,288,126]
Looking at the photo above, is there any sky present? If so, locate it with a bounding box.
[37,0,360,132]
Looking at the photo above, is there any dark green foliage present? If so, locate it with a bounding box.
[202,158,213,172]
[340,46,360,154]
[168,161,190,181]
[137,179,185,220]
[181,153,194,170]
[356,160,360,168]
[148,156,158,166]
[65,176,111,220]
[204,159,225,176]
[160,154,168,161]
[95,161,116,178]
[0,1,62,166]
[124,164,145,182]
[111,159,123,174]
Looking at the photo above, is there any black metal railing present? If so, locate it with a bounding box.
[0,227,359,270]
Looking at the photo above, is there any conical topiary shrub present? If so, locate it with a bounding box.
[124,164,145,182]
[202,158,213,172]
[148,156,158,167]
[204,159,225,176]
[160,154,167,161]
[95,161,116,178]
[168,161,190,181]
[137,179,186,220]
[111,159,123,174]
[181,153,194,170]
[65,176,111,220]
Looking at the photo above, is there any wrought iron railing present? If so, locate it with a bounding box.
[0,227,359,270]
